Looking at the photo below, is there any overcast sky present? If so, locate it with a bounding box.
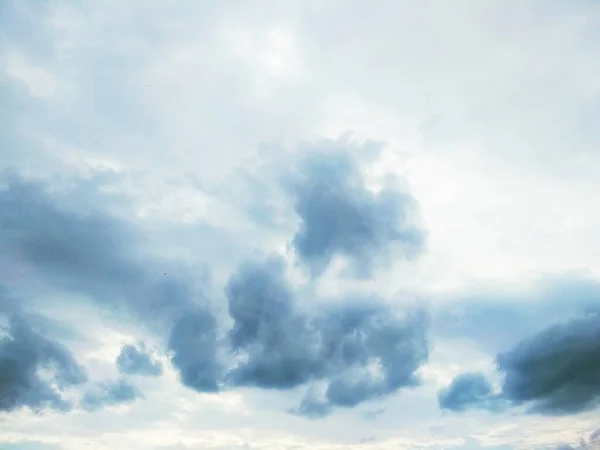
[2,1,600,449]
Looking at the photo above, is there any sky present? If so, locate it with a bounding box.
[1,1,600,449]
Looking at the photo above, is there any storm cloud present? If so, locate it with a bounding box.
[286,147,425,277]
[439,312,600,415]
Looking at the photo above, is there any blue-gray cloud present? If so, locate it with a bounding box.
[438,372,494,412]
[168,308,221,393]
[80,378,140,412]
[439,311,600,415]
[0,169,429,416]
[226,257,429,414]
[225,256,322,389]
[0,172,217,395]
[0,313,86,412]
[286,147,425,277]
[116,343,163,377]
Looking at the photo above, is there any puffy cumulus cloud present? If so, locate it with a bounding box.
[438,312,600,415]
[225,257,429,415]
[116,343,163,377]
[0,313,86,412]
[285,144,425,278]
[80,378,140,412]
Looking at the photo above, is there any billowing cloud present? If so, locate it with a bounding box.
[439,312,600,415]
[225,256,429,414]
[286,146,425,277]
[0,313,86,412]
[116,343,163,377]
[80,378,140,412]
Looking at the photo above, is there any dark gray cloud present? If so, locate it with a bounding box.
[80,378,140,412]
[438,372,494,412]
[286,147,425,277]
[439,311,600,415]
[0,314,86,412]
[116,343,163,377]
[225,257,429,414]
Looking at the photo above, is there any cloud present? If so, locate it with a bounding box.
[439,311,600,415]
[168,308,221,393]
[0,313,86,412]
[0,166,429,416]
[286,144,425,277]
[116,343,163,377]
[225,256,429,414]
[438,372,494,412]
[0,172,214,392]
[80,378,140,412]
[497,312,600,415]
[225,256,322,390]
